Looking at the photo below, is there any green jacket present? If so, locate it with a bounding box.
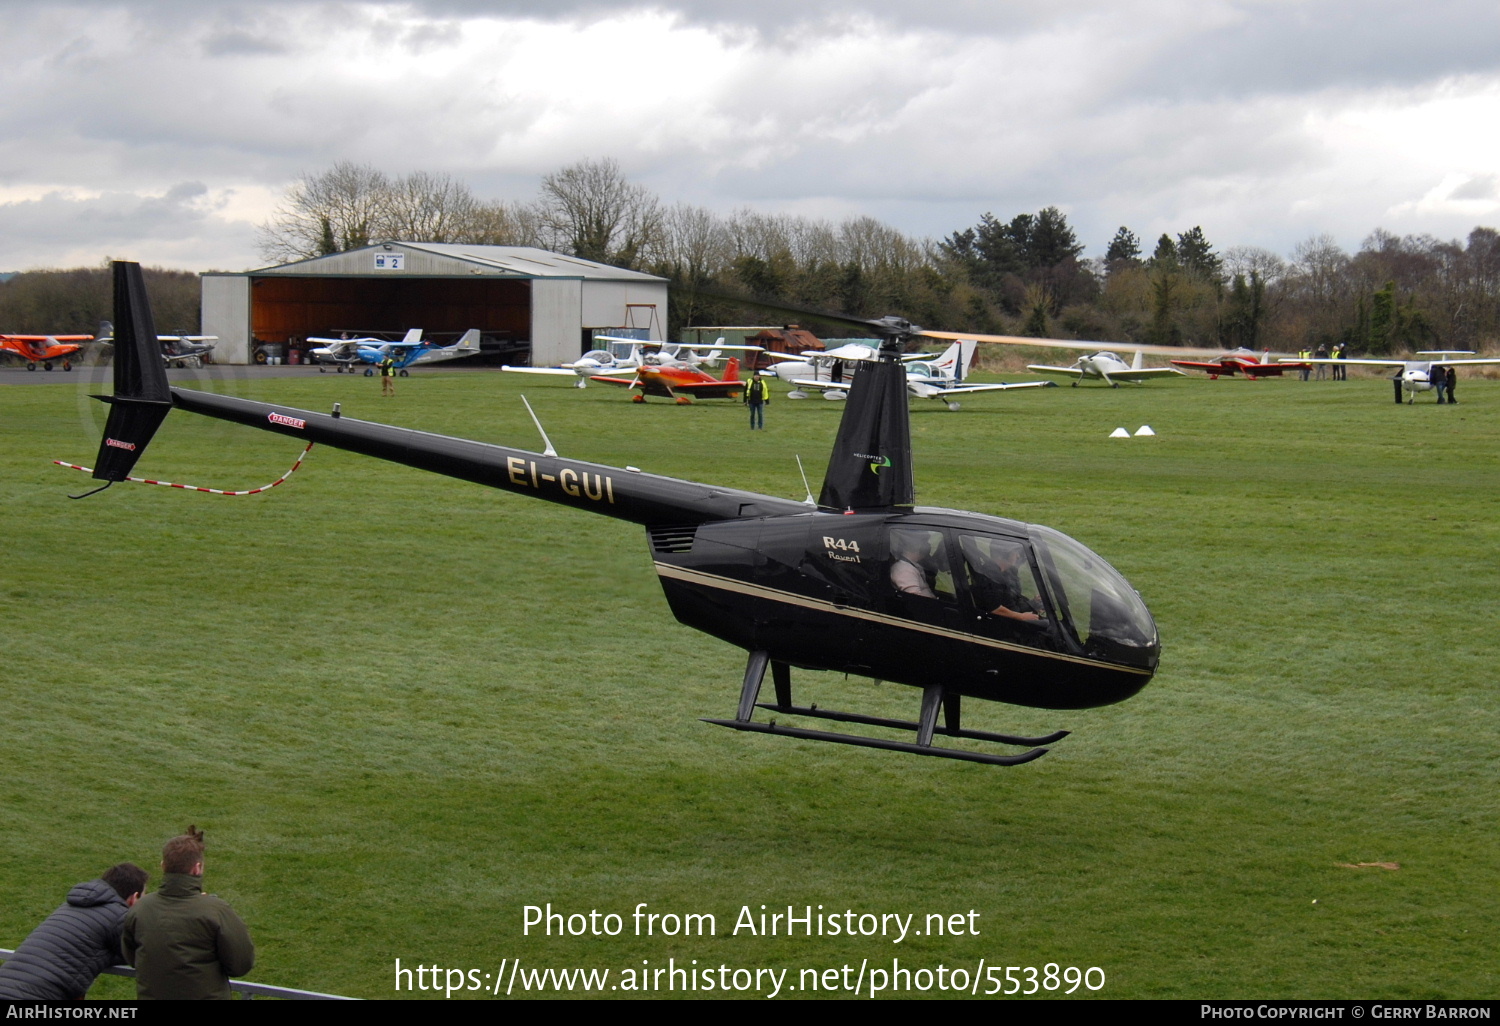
[121,873,254,1000]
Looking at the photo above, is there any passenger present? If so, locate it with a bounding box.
[890,534,936,599]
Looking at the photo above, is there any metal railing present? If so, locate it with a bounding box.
[1,949,355,1000]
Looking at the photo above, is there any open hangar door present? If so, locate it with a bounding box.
[250,276,532,365]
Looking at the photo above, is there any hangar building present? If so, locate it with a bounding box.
[201,243,669,365]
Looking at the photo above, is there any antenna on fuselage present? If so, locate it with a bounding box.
[519,395,558,457]
[795,455,815,506]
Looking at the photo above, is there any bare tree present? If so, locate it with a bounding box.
[382,171,481,243]
[535,157,663,268]
[256,161,391,264]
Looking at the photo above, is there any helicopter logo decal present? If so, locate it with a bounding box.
[854,452,891,475]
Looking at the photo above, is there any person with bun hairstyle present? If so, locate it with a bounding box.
[121,826,254,1000]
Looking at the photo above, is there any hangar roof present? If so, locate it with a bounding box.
[243,243,667,283]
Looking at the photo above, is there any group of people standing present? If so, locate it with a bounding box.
[0,826,253,1001]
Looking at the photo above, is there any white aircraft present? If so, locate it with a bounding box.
[771,339,1056,411]
[1027,350,1187,387]
[96,321,219,369]
[502,336,761,387]
[1283,350,1500,403]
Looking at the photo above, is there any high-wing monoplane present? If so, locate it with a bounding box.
[95,321,218,368]
[1283,351,1500,403]
[772,340,1056,410]
[159,331,218,368]
[1028,350,1187,387]
[309,329,482,376]
[74,264,1160,767]
[1,331,94,371]
[1170,349,1310,379]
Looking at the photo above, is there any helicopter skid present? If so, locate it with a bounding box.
[752,704,1067,748]
[710,650,1062,766]
[703,718,1051,766]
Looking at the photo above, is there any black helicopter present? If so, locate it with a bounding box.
[81,262,1159,766]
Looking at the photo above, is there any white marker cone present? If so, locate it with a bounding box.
[1109,427,1130,438]
[1134,425,1156,436]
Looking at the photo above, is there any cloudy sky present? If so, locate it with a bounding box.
[3,0,1498,271]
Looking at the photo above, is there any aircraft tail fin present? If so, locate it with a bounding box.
[1132,350,1144,371]
[402,329,423,344]
[722,357,740,382]
[90,263,172,482]
[454,328,481,351]
[958,339,977,381]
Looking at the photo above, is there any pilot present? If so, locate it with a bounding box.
[972,543,1044,623]
[890,533,936,599]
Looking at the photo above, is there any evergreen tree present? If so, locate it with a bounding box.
[1105,227,1141,265]
[1150,234,1179,269]
[1176,226,1223,283]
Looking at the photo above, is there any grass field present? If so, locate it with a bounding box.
[2,363,1496,1000]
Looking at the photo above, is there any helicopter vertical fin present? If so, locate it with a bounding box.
[816,356,914,511]
[90,262,172,482]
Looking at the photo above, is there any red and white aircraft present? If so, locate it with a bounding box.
[1170,348,1310,379]
[1,332,94,371]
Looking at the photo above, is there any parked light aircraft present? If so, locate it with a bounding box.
[79,264,1160,766]
[1,331,94,371]
[308,329,482,376]
[96,321,219,368]
[591,358,748,403]
[502,336,754,387]
[1284,351,1500,403]
[770,339,1055,410]
[1171,349,1310,379]
[1027,350,1186,387]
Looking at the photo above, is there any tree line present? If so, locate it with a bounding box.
[6,158,1498,355]
[0,265,201,336]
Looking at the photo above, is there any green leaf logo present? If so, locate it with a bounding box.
[869,455,891,475]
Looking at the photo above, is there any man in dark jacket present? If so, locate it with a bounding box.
[0,863,148,1000]
[121,826,254,1000]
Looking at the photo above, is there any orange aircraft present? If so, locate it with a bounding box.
[591,356,747,404]
[1,332,94,371]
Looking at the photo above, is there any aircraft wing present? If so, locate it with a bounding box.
[1171,359,1240,375]
[1027,364,1087,379]
[1108,366,1188,380]
[589,374,646,389]
[1,334,93,342]
[925,381,1058,398]
[502,366,580,376]
[1284,358,1402,368]
[667,379,746,399]
[1237,362,1294,377]
[790,378,851,393]
[1434,358,1500,367]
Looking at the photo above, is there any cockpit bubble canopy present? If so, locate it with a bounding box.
[1028,526,1159,671]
